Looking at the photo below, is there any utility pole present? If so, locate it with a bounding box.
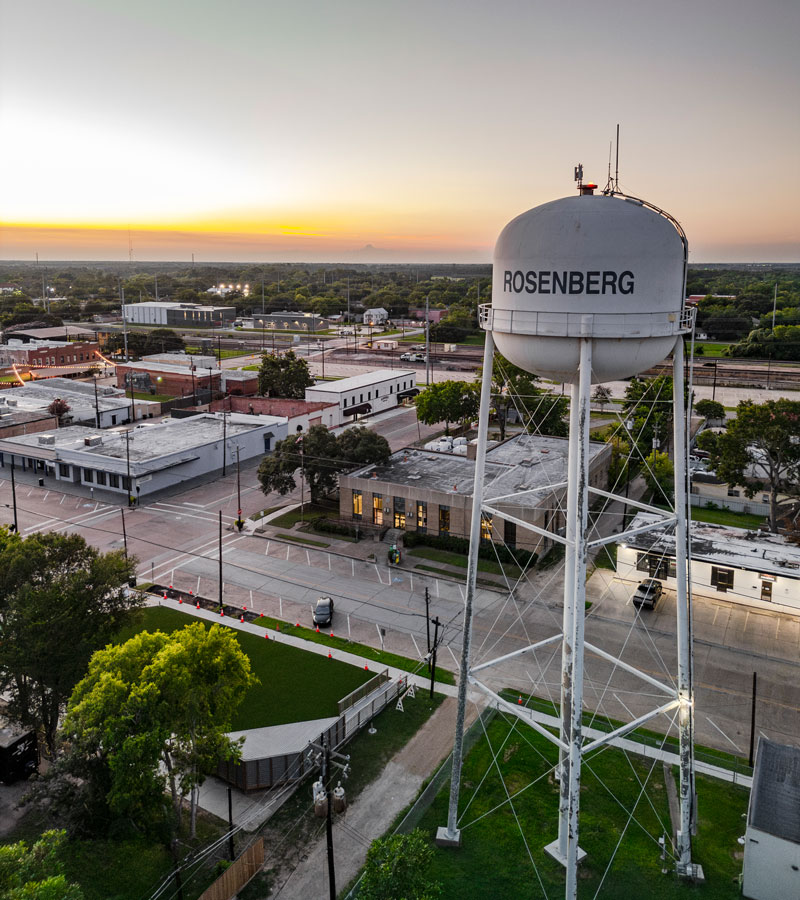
[299,437,305,523]
[10,457,18,532]
[425,587,431,654]
[425,294,431,386]
[430,616,440,699]
[120,508,128,559]
[93,375,100,429]
[236,446,242,530]
[222,407,228,476]
[323,738,336,900]
[125,431,133,507]
[218,510,223,610]
[120,283,129,361]
[748,671,758,767]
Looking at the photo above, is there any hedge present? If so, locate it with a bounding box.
[402,530,537,569]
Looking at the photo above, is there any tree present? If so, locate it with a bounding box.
[359,830,442,900]
[415,381,479,435]
[694,399,725,422]
[257,350,314,398]
[46,397,70,424]
[621,375,675,458]
[336,426,391,468]
[592,384,613,413]
[643,450,674,505]
[0,530,139,754]
[0,830,84,900]
[104,328,184,358]
[62,624,256,840]
[258,424,341,503]
[697,399,800,531]
[486,355,568,439]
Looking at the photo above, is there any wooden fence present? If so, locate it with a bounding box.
[198,838,264,900]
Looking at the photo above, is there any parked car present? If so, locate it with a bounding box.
[399,352,425,362]
[632,578,663,609]
[313,596,334,626]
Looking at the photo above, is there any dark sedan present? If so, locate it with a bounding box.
[313,596,334,626]
[632,579,663,610]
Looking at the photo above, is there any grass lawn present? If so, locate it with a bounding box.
[248,503,284,521]
[414,713,748,899]
[276,532,330,548]
[268,503,334,528]
[408,546,516,577]
[130,390,174,402]
[694,342,732,358]
[115,606,373,730]
[657,504,765,530]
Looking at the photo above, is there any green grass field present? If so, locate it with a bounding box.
[656,504,766,530]
[415,714,748,899]
[116,606,373,730]
[267,503,333,528]
[694,342,732,358]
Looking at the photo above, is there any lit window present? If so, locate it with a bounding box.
[372,494,383,526]
[480,514,493,543]
[352,490,362,519]
[438,505,450,534]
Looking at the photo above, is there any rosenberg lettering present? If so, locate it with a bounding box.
[503,270,635,295]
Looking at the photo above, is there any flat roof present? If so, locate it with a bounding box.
[3,326,96,340]
[229,718,339,760]
[120,360,222,376]
[750,738,800,843]
[346,434,607,507]
[625,512,800,579]
[125,301,234,312]
[0,413,285,473]
[307,369,415,395]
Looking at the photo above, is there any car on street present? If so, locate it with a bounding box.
[313,596,334,626]
[632,578,663,609]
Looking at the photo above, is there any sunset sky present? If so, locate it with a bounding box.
[1,0,798,263]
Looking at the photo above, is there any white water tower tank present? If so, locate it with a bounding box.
[487,188,689,384]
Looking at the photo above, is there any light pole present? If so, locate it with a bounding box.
[236,446,243,530]
[298,436,305,524]
[10,457,18,532]
[125,431,133,508]
[93,374,100,429]
[623,417,635,529]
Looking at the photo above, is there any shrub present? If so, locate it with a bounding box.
[402,530,537,569]
[309,516,360,539]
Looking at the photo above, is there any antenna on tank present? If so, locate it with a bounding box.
[573,163,583,189]
[603,124,622,195]
[605,142,613,193]
[615,123,620,191]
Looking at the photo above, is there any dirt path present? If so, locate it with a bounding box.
[269,696,478,899]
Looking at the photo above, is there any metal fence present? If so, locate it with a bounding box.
[338,669,390,715]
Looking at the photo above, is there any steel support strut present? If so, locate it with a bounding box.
[437,330,495,846]
[546,324,592,895]
[673,336,697,873]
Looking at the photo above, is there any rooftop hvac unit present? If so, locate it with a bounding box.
[84,436,103,447]
[38,435,55,445]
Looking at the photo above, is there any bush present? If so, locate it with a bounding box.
[402,530,537,569]
[309,516,360,539]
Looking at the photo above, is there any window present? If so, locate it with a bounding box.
[264,435,271,452]
[82,468,93,483]
[416,501,427,533]
[438,505,450,534]
[352,490,362,519]
[636,552,675,579]
[394,497,406,528]
[372,494,383,526]
[505,519,517,548]
[389,385,393,393]
[480,513,493,543]
[122,476,131,491]
[367,391,371,400]
[360,394,363,403]
[711,566,734,593]
[96,471,107,486]
[762,494,769,503]
[343,398,348,407]
[58,463,70,477]
[727,488,740,497]
[109,473,120,488]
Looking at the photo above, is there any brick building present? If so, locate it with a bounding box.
[115,360,222,398]
[208,395,341,431]
[0,339,101,369]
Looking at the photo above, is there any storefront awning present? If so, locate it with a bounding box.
[344,403,372,416]
[397,388,420,400]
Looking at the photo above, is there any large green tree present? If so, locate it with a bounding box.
[0,830,83,900]
[257,349,314,398]
[358,830,442,900]
[0,530,139,754]
[105,328,185,358]
[697,398,800,531]
[415,381,479,435]
[336,426,391,467]
[621,375,675,458]
[487,355,568,439]
[62,624,256,840]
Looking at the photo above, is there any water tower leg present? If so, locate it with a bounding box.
[436,330,495,848]
[672,337,701,879]
[544,332,591,895]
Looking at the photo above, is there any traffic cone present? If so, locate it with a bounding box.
[178,598,182,604]
[276,623,280,631]
[264,632,269,640]
[364,664,369,671]
[517,695,522,705]
[240,615,244,623]
[259,612,264,617]
[196,602,200,609]
[328,652,332,659]
[220,609,224,617]
[330,631,334,638]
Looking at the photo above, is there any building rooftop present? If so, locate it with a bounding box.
[307,369,415,395]
[119,359,222,376]
[625,512,800,579]
[1,325,97,341]
[0,413,284,474]
[750,738,800,843]
[347,434,607,507]
[140,352,217,369]
[125,301,234,312]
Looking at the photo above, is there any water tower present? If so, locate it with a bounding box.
[437,176,699,897]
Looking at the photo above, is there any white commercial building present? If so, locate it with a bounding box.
[123,301,235,327]
[0,412,287,501]
[304,369,417,420]
[616,512,800,614]
[742,738,800,900]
